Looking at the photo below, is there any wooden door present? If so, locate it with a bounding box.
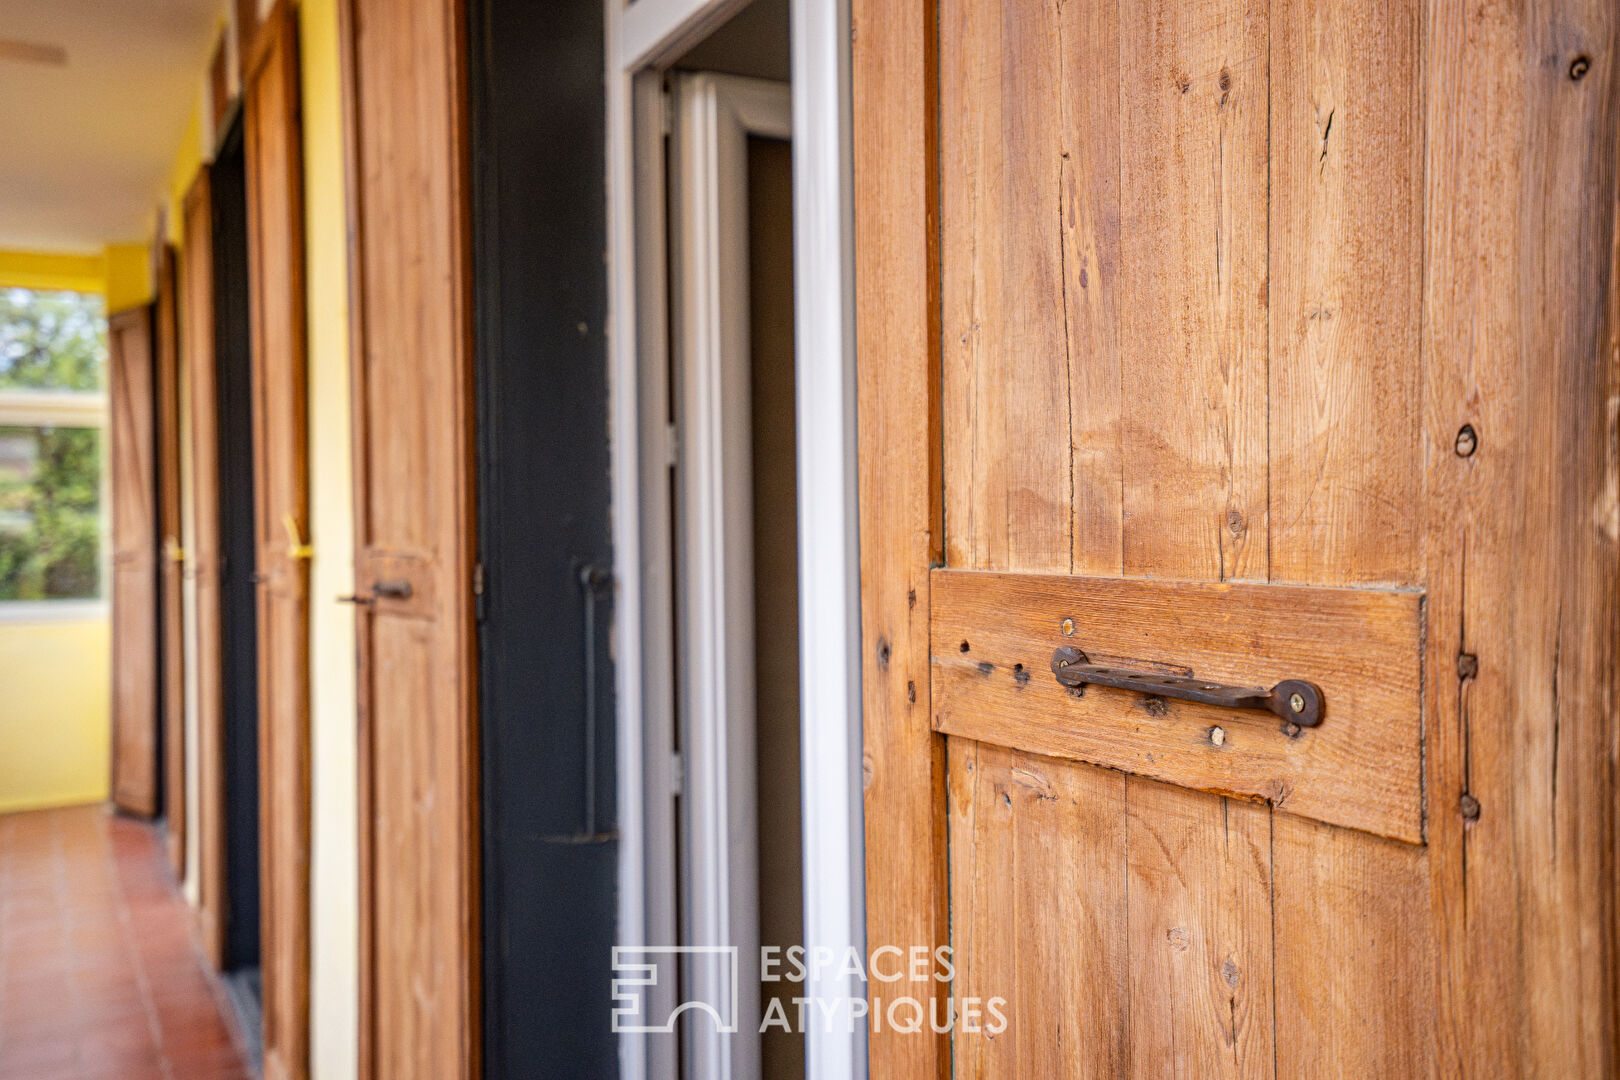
[338,1,479,1078]
[182,167,228,969]
[856,0,1619,1076]
[154,245,186,875]
[245,4,311,1078]
[108,305,161,819]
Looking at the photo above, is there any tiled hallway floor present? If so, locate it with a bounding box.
[0,805,252,1080]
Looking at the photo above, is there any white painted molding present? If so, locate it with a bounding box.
[618,0,752,71]
[0,390,107,428]
[789,0,868,1075]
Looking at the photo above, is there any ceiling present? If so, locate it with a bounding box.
[0,0,222,253]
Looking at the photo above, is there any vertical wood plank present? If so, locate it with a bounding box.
[949,743,1128,1079]
[1126,780,1274,1079]
[1422,0,1619,1073]
[181,168,226,970]
[245,5,311,1077]
[940,0,1072,573]
[1060,0,1123,577]
[1118,0,1269,583]
[1268,0,1421,587]
[1271,818,1433,1077]
[853,0,947,1071]
[1264,1,1435,1075]
[108,305,160,819]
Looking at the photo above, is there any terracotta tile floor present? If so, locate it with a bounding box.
[0,805,252,1080]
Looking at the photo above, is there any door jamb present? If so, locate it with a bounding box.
[605,1,865,1078]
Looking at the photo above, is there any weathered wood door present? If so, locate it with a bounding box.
[154,245,186,876]
[856,0,1619,1075]
[338,1,479,1077]
[108,304,160,819]
[182,166,228,969]
[245,4,311,1078]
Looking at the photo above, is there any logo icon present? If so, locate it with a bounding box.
[611,946,739,1034]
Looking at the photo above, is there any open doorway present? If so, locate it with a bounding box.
[613,0,863,1074]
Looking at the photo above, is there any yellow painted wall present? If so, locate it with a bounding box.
[104,244,154,311]
[0,254,119,814]
[0,617,111,813]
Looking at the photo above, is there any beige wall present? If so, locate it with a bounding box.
[298,0,360,1076]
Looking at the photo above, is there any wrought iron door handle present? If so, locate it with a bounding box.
[1051,646,1324,727]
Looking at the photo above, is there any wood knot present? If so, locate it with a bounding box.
[1167,927,1190,951]
[1456,652,1478,680]
[1221,957,1240,987]
[1570,55,1592,81]
[1454,424,1478,457]
[1141,695,1168,718]
[1459,792,1481,822]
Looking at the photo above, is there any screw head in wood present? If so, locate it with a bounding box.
[1209,726,1225,747]
[1283,722,1302,738]
[1454,424,1478,457]
[1060,617,1075,636]
[1289,692,1306,714]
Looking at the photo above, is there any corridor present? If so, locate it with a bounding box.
[0,806,251,1080]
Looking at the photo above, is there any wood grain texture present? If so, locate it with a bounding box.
[1267,0,1420,587]
[181,168,226,971]
[948,741,1126,1079]
[154,244,186,878]
[1126,778,1274,1078]
[1421,0,1619,1073]
[338,0,480,1075]
[880,0,1620,1070]
[852,0,948,1073]
[1263,0,1436,1069]
[939,0,1071,573]
[108,305,160,819]
[245,5,310,1077]
[1271,816,1433,1077]
[1118,0,1269,583]
[931,569,1424,841]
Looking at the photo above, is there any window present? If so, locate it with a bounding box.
[0,288,107,603]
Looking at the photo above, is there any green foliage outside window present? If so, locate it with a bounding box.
[0,288,106,392]
[0,288,107,600]
[0,426,102,599]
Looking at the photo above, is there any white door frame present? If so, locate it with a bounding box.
[605,1,865,1078]
[669,71,790,1080]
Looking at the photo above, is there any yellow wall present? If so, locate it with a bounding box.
[0,618,111,813]
[0,253,122,814]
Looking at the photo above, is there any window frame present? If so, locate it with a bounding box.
[0,387,111,618]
